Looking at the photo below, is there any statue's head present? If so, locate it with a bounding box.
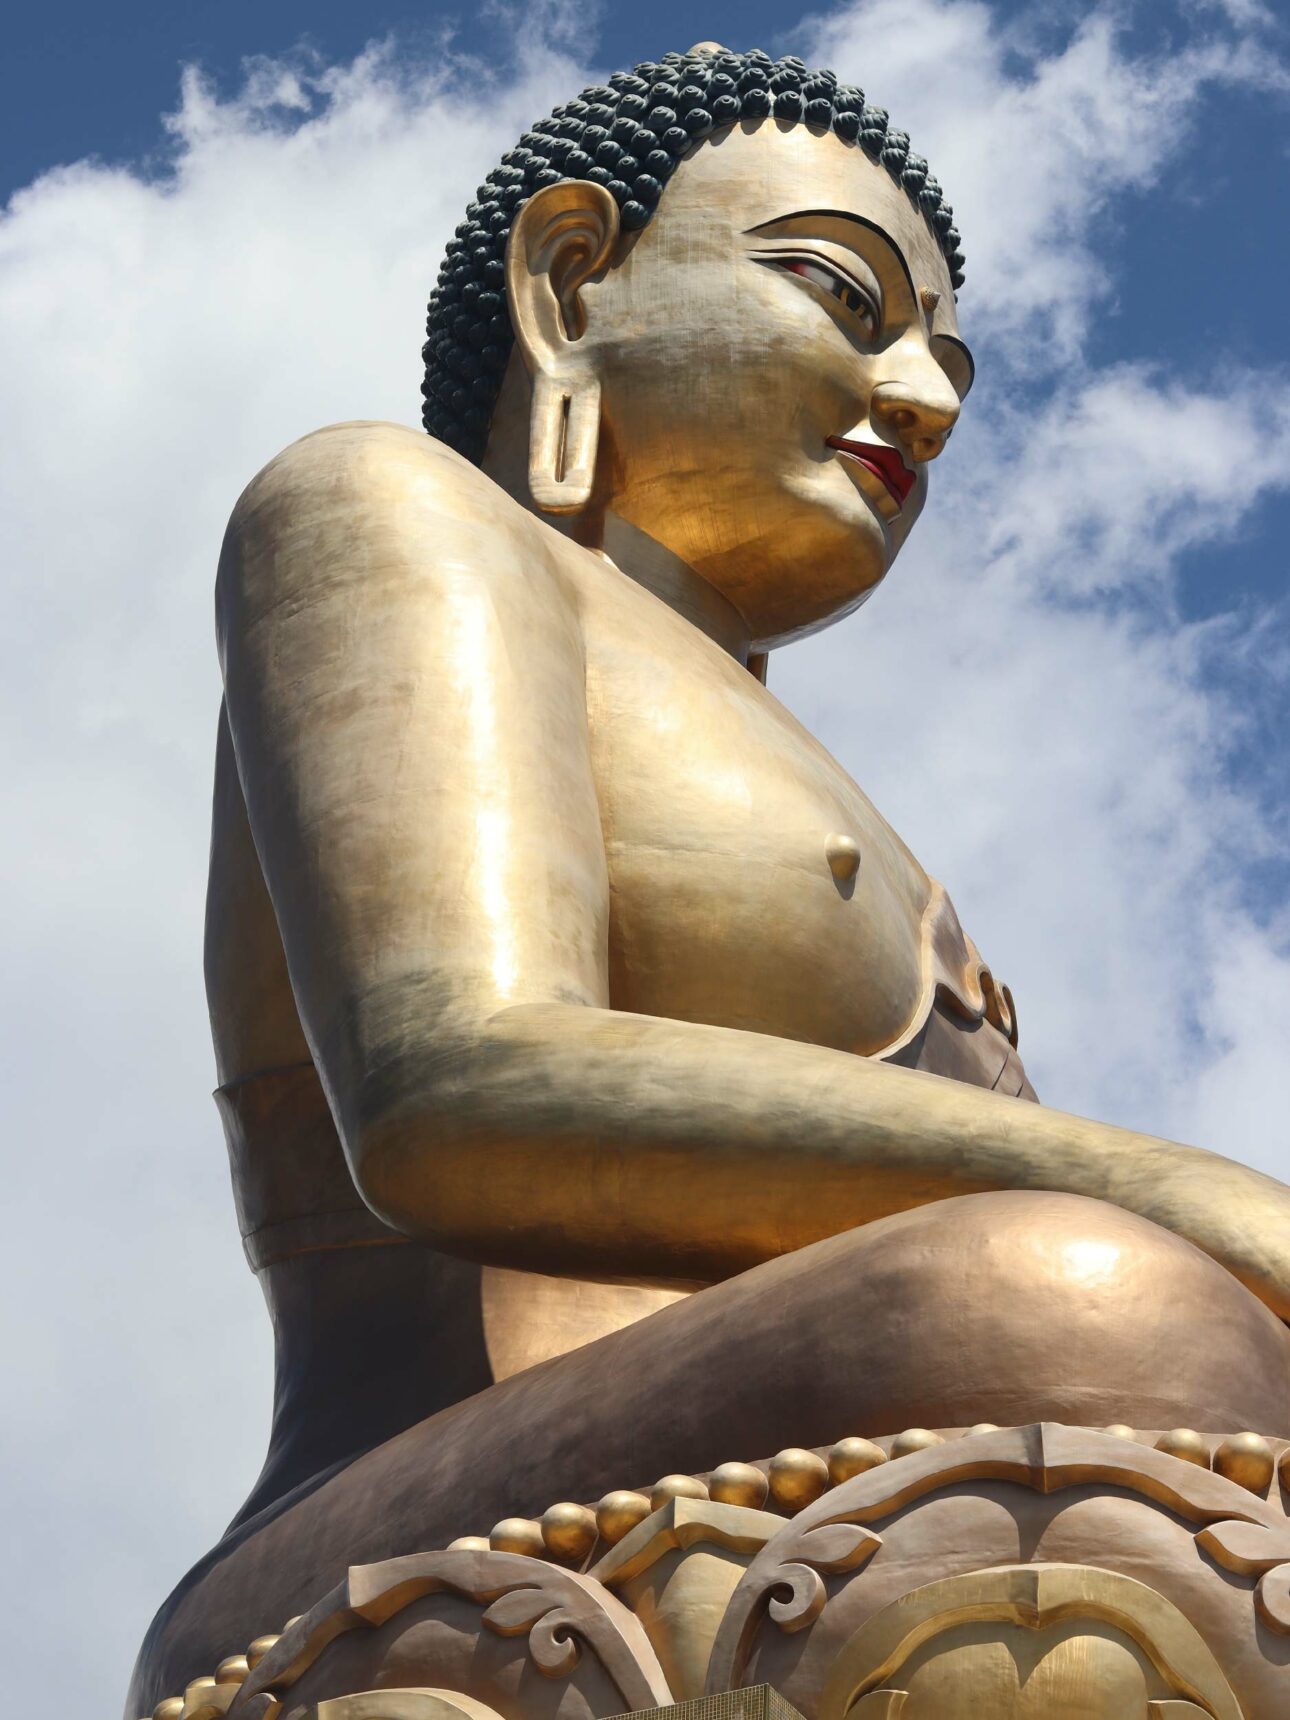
[422,46,972,647]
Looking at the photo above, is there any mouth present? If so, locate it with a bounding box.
[825,437,916,509]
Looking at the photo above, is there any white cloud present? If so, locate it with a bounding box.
[1,4,1287,1714]
[783,0,1290,1158]
[1186,0,1279,30]
[803,0,1290,361]
[0,32,595,1715]
[775,361,1290,1149]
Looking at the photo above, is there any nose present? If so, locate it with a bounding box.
[869,363,961,465]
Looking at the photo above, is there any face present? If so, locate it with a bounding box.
[578,121,972,646]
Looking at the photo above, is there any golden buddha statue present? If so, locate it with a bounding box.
[129,42,1290,1720]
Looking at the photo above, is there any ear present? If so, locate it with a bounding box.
[506,180,620,513]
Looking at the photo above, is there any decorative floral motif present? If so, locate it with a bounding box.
[765,1525,883,1634]
[1196,1519,1290,1636]
[706,1423,1290,1694]
[145,1423,1290,1720]
[225,1548,671,1720]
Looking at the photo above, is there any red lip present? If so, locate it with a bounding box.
[825,436,916,508]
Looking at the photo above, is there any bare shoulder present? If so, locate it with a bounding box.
[227,419,536,543]
[219,421,556,617]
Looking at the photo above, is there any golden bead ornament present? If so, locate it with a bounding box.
[245,1636,280,1670]
[709,1459,771,1508]
[541,1500,599,1561]
[447,1534,491,1552]
[488,1516,546,1556]
[1102,1424,1138,1441]
[890,1427,945,1459]
[827,1436,887,1483]
[595,1489,653,1544]
[1154,1428,1211,1467]
[650,1473,710,1510]
[153,1702,184,1720]
[1214,1432,1275,1493]
[768,1447,830,1510]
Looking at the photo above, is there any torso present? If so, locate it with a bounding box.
[210,444,1027,1094]
[204,434,1032,1487]
[574,550,931,1056]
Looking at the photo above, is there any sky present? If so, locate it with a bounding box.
[2,0,1288,1713]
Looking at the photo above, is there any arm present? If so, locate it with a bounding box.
[218,420,1290,1315]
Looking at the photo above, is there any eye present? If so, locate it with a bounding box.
[930,333,975,402]
[776,257,879,338]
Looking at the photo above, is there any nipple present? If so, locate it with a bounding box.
[826,834,861,883]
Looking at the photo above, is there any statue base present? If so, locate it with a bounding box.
[131,1195,1290,1719]
[147,1420,1289,1720]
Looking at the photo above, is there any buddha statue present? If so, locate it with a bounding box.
[129,43,1290,1720]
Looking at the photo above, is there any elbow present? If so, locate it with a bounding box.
[338,1005,617,1275]
[350,1103,496,1260]
[345,1038,566,1267]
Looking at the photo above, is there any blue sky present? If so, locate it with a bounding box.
[6,0,785,194]
[3,2,1289,1712]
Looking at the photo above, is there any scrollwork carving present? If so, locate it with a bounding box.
[765,1526,883,1634]
[767,1567,825,1636]
[1195,1519,1290,1636]
[1254,1565,1290,1636]
[478,1586,580,1679]
[705,1423,1290,1693]
[226,1547,672,1720]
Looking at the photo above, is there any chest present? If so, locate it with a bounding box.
[581,600,932,1056]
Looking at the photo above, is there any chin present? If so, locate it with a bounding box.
[693,485,891,647]
[756,468,894,642]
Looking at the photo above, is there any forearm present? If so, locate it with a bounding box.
[350,1000,1290,1319]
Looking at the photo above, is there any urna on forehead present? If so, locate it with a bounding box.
[421,41,965,463]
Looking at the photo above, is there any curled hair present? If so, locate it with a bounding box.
[421,46,964,462]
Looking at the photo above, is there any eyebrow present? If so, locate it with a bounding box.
[744,209,917,301]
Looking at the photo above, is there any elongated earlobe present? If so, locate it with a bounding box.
[507,180,618,516]
[528,371,602,513]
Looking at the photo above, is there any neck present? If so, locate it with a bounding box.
[481,355,753,665]
[599,511,751,664]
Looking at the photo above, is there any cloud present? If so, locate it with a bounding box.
[1187,0,1280,30]
[1,31,596,1715]
[776,358,1290,1145]
[802,0,1290,360]
[1,4,1287,1713]
[780,0,1290,1153]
